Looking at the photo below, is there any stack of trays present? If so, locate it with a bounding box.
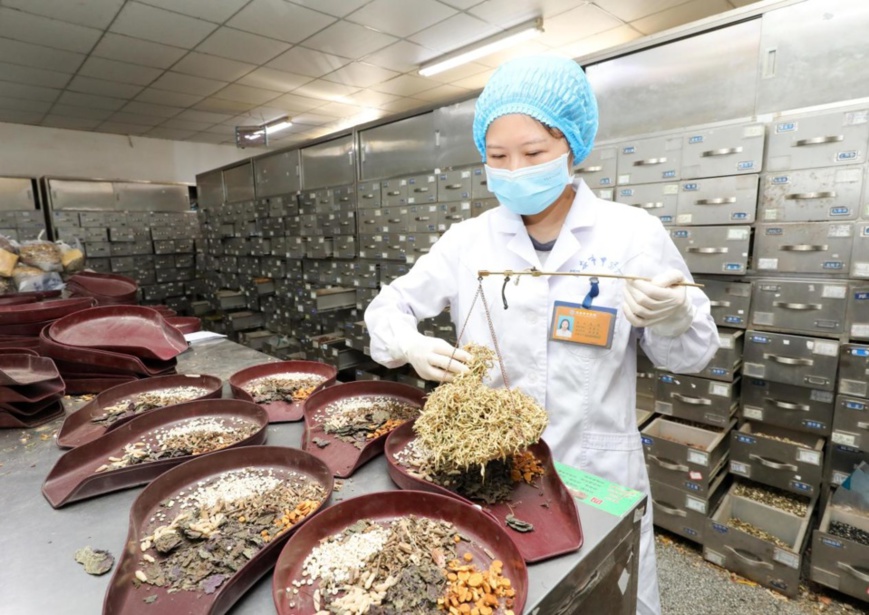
[39,306,187,393]
[66,272,138,306]
[0,297,95,348]
[0,352,65,428]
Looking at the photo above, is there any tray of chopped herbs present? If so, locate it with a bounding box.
[300,381,425,478]
[57,374,223,448]
[272,490,527,615]
[43,399,268,508]
[230,360,338,423]
[385,420,583,563]
[104,445,333,615]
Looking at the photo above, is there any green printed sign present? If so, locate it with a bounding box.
[555,462,645,518]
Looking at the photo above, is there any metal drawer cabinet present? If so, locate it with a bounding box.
[614,183,678,225]
[332,185,355,211]
[765,108,869,172]
[405,233,439,264]
[749,279,848,337]
[670,226,751,274]
[439,201,472,231]
[357,181,382,209]
[351,261,379,289]
[380,262,409,284]
[405,204,440,233]
[826,443,869,487]
[357,234,384,260]
[299,214,317,234]
[286,237,305,259]
[616,135,682,185]
[848,284,869,341]
[333,236,355,259]
[405,174,437,204]
[380,178,407,207]
[740,378,834,437]
[298,190,318,213]
[650,473,729,545]
[699,329,743,382]
[358,208,387,234]
[314,189,335,213]
[676,175,759,225]
[704,488,815,598]
[754,223,853,275]
[681,122,765,179]
[729,422,824,496]
[381,206,407,232]
[839,345,869,398]
[642,416,733,497]
[332,211,355,236]
[759,166,863,223]
[437,169,473,202]
[743,330,839,391]
[811,502,869,603]
[471,198,498,217]
[696,278,751,329]
[574,144,618,188]
[470,166,491,199]
[655,373,739,428]
[831,395,869,452]
[852,222,869,279]
[381,233,407,262]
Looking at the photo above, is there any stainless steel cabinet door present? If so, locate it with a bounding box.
[754,223,853,275]
[615,183,678,225]
[196,171,224,208]
[676,175,758,225]
[765,109,869,171]
[743,330,839,391]
[750,279,848,337]
[49,179,115,211]
[360,112,436,180]
[223,163,255,204]
[0,177,36,211]
[670,226,751,274]
[574,145,618,188]
[301,135,355,189]
[759,166,863,223]
[254,150,300,197]
[114,182,189,212]
[616,136,682,185]
[681,122,765,179]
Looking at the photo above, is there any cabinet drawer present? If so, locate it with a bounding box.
[614,183,678,225]
[730,422,824,496]
[470,166,491,199]
[838,344,869,398]
[405,174,437,204]
[676,175,758,225]
[696,278,751,329]
[405,233,439,263]
[848,284,869,341]
[831,395,869,451]
[439,201,472,230]
[670,226,751,274]
[740,378,834,437]
[655,372,739,428]
[765,108,869,172]
[357,181,382,209]
[852,223,869,279]
[358,208,388,233]
[574,145,618,188]
[437,169,473,201]
[699,329,743,382]
[650,473,729,544]
[617,136,682,185]
[471,198,498,217]
[754,222,853,275]
[750,279,847,337]
[743,330,839,391]
[405,204,440,233]
[681,122,765,179]
[380,178,407,207]
[760,166,863,222]
[811,503,869,603]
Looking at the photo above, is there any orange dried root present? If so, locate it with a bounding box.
[272,499,320,536]
[510,450,545,485]
[437,554,516,615]
[292,386,317,401]
[367,418,407,440]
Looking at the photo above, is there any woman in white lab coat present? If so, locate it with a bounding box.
[364,55,719,615]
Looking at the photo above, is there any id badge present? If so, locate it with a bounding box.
[551,300,617,349]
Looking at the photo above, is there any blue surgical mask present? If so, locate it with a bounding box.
[485,153,572,216]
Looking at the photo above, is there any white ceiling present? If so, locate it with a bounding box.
[0,0,761,148]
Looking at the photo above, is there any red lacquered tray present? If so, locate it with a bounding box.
[165,316,201,334]
[385,420,583,563]
[67,272,137,299]
[40,326,177,375]
[0,354,60,386]
[229,360,337,423]
[64,376,140,395]
[0,400,64,428]
[0,297,95,325]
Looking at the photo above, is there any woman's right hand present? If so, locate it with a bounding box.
[400,333,473,382]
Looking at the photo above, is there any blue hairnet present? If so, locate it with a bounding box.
[473,55,599,164]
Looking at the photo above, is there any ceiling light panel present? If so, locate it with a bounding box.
[408,13,500,52]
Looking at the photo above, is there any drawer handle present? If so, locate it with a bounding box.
[637,202,664,209]
[709,300,731,308]
[415,216,430,222]
[695,197,736,205]
[837,561,869,583]
[686,247,728,254]
[363,219,375,224]
[339,196,350,202]
[764,397,809,412]
[387,218,402,223]
[794,135,844,146]
[763,353,814,367]
[786,191,836,200]
[575,165,603,173]
[652,499,687,517]
[780,244,828,252]
[413,187,429,193]
[386,190,401,196]
[445,183,463,189]
[648,455,689,472]
[479,180,487,186]
[748,453,798,472]
[701,146,742,157]
[672,392,712,405]
[771,301,822,311]
[724,545,774,570]
[362,194,375,199]
[633,157,667,166]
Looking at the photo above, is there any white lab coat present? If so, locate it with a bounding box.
[365,180,720,615]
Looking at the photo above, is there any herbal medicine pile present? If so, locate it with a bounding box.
[242,373,327,404]
[92,386,210,427]
[314,396,420,450]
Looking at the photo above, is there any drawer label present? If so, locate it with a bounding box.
[711,522,729,534]
[719,335,735,349]
[687,450,709,466]
[683,527,699,537]
[723,263,744,272]
[820,537,844,549]
[710,383,731,397]
[822,285,847,299]
[749,334,770,343]
[855,291,869,300]
[836,150,859,162]
[724,315,744,324]
[683,182,699,191]
[743,363,765,377]
[623,146,636,154]
[758,258,778,270]
[728,228,749,240]
[823,262,845,270]
[736,435,756,445]
[765,227,783,235]
[832,470,850,485]
[685,496,707,514]
[663,184,680,195]
[850,347,869,357]
[710,367,728,377]
[642,436,654,447]
[599,177,612,186]
[660,215,674,223]
[797,449,821,466]
[852,324,869,338]
[737,161,755,170]
[813,340,839,356]
[620,188,634,197]
[773,548,800,569]
[832,431,857,447]
[662,170,676,178]
[660,374,677,384]
[772,175,790,184]
[684,481,701,492]
[802,420,825,430]
[676,214,692,224]
[810,390,834,403]
[844,400,866,410]
[775,122,797,133]
[830,207,850,216]
[673,230,689,238]
[730,461,750,475]
[854,263,869,277]
[828,224,852,237]
[744,407,764,420]
[688,135,704,144]
[732,212,749,220]
[790,480,813,493]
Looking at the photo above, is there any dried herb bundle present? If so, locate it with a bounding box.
[92,386,209,426]
[414,344,547,471]
[242,373,326,404]
[317,396,419,450]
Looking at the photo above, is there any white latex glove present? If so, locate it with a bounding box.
[622,269,696,337]
[399,332,473,382]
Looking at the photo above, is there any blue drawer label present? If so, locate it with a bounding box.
[823,261,844,270]
[642,436,654,446]
[855,291,869,301]
[673,230,689,238]
[802,420,824,430]
[765,227,783,235]
[661,375,676,384]
[750,335,770,344]
[736,435,756,445]
[683,527,699,537]
[623,146,636,154]
[473,168,483,176]
[599,177,611,185]
[830,207,850,216]
[776,122,797,133]
[683,182,699,191]
[836,444,861,453]
[684,482,701,492]
[688,135,704,144]
[732,212,748,220]
[837,150,858,161]
[862,226,869,237]
[620,189,634,196]
[851,347,869,356]
[821,537,844,549]
[724,263,743,272]
[845,401,866,411]
[663,170,676,178]
[712,522,728,534]
[751,379,767,386]
[710,368,727,376]
[724,316,744,324]
[791,480,813,492]
[661,215,673,223]
[737,161,755,170]
[772,175,790,184]
[768,579,788,592]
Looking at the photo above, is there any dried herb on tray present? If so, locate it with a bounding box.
[134,468,326,595]
[94,417,259,473]
[315,396,419,450]
[242,373,326,404]
[92,387,210,427]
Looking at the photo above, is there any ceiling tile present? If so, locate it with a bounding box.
[110,2,217,48]
[123,101,184,118]
[213,84,281,104]
[408,13,500,52]
[268,92,327,112]
[292,79,360,101]
[107,111,166,126]
[57,91,128,111]
[0,81,61,103]
[173,52,257,82]
[468,0,540,27]
[135,88,205,107]
[291,112,338,126]
[0,8,102,53]
[361,40,436,73]
[286,0,370,17]
[347,0,457,37]
[91,33,188,69]
[538,5,624,48]
[96,122,152,135]
[237,67,312,91]
[67,76,144,98]
[194,97,258,113]
[146,127,198,140]
[2,0,125,28]
[303,21,398,59]
[451,67,495,89]
[150,72,228,96]
[187,131,233,144]
[267,46,349,78]
[316,101,366,117]
[0,109,44,124]
[377,97,427,113]
[42,115,101,130]
[196,27,291,65]
[0,38,86,74]
[423,61,490,84]
[176,109,235,124]
[437,0,483,9]
[0,95,52,114]
[371,74,435,96]
[413,83,469,102]
[631,0,731,35]
[344,89,401,108]
[322,62,399,88]
[160,118,217,131]
[137,0,250,22]
[199,123,238,135]
[227,0,336,43]
[557,24,643,60]
[0,61,70,89]
[50,104,115,121]
[78,56,164,87]
[592,0,694,23]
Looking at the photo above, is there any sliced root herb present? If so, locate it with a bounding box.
[135,468,326,595]
[92,386,210,426]
[242,373,326,404]
[316,396,419,450]
[94,417,259,473]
